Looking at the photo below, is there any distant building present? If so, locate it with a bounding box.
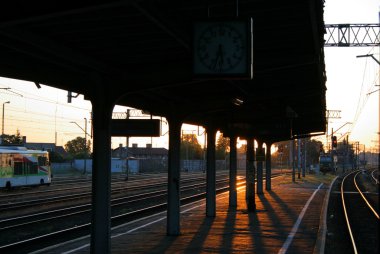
[24,141,68,158]
[112,143,168,160]
[112,144,168,173]
[25,142,56,152]
[73,158,140,174]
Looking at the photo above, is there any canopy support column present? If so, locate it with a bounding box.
[167,116,182,235]
[206,126,217,217]
[265,142,272,191]
[257,140,263,194]
[229,135,237,207]
[246,138,256,212]
[90,93,113,254]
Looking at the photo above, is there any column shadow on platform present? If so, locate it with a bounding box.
[184,216,215,253]
[144,234,177,254]
[247,207,265,253]
[257,191,297,242]
[267,190,299,222]
[219,207,237,253]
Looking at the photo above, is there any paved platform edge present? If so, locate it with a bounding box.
[313,175,339,254]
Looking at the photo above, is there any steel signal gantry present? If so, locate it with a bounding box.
[324,24,380,47]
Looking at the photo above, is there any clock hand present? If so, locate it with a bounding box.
[214,44,224,71]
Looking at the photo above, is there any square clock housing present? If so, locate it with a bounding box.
[193,19,253,79]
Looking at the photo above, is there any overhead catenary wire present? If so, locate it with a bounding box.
[0,79,93,145]
[349,46,379,136]
[0,82,91,112]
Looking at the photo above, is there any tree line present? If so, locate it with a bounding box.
[2,130,357,167]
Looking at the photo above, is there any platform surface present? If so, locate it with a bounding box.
[35,173,332,254]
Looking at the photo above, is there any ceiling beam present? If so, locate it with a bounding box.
[0,1,139,28]
[132,2,191,51]
[0,28,120,76]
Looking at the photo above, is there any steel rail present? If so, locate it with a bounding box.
[0,180,246,252]
[354,171,379,219]
[341,170,359,254]
[371,169,379,185]
[0,171,287,252]
[0,175,209,211]
[0,172,222,198]
[0,178,231,232]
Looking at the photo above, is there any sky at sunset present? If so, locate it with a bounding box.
[323,0,379,152]
[0,0,379,152]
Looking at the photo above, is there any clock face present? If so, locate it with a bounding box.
[197,23,245,72]
[193,20,252,78]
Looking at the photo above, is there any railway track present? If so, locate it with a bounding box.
[0,170,288,253]
[0,177,231,232]
[0,173,224,216]
[0,173,205,199]
[0,171,245,249]
[341,170,379,254]
[0,176,245,253]
[370,168,379,185]
[325,168,379,254]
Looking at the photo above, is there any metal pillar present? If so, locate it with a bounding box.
[265,142,272,191]
[298,139,301,179]
[245,138,253,200]
[90,98,113,254]
[303,139,306,177]
[292,139,296,182]
[167,116,182,235]
[229,135,237,207]
[84,117,87,174]
[246,138,256,211]
[206,126,216,217]
[257,140,263,194]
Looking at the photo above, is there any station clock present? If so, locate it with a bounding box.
[193,19,253,79]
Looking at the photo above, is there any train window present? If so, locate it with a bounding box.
[25,161,38,174]
[14,162,23,175]
[38,156,47,166]
[29,162,38,174]
[0,154,4,167]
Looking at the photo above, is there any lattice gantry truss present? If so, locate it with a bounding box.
[325,24,380,47]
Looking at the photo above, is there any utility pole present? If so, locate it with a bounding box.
[326,110,341,151]
[363,144,366,170]
[84,118,87,174]
[1,101,10,144]
[355,142,360,170]
[70,119,89,174]
[125,109,130,181]
[357,51,379,178]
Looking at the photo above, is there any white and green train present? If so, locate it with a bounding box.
[0,146,51,189]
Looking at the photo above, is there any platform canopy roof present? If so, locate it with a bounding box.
[0,0,327,141]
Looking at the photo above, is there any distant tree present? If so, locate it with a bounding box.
[272,140,292,168]
[49,151,66,163]
[181,133,203,160]
[335,139,355,165]
[306,139,324,166]
[216,134,229,160]
[65,136,91,159]
[272,139,324,168]
[237,144,246,154]
[1,129,23,145]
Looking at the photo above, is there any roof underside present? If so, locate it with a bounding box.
[0,0,327,141]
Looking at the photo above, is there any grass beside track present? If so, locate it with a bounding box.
[276,172,336,186]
